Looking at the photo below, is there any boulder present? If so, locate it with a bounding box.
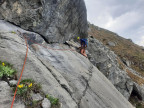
[122,58,131,67]
[0,0,88,43]
[9,80,17,86]
[107,41,116,47]
[42,98,51,108]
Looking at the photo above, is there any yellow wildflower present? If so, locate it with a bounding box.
[2,62,5,66]
[18,84,24,88]
[28,83,32,87]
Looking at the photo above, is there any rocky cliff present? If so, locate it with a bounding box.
[88,23,144,107]
[87,36,133,99]
[0,0,136,108]
[0,20,134,108]
[0,0,87,43]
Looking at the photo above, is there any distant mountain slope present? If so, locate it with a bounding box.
[88,23,144,77]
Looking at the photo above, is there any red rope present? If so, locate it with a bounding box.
[11,35,28,108]
[24,36,76,51]
[11,31,76,107]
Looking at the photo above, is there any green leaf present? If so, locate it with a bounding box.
[0,72,3,78]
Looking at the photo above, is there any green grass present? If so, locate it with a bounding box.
[136,103,143,108]
[129,95,144,108]
[0,61,16,78]
[14,79,60,108]
[46,94,59,105]
[20,79,35,84]
[20,79,42,93]
[13,79,42,105]
[10,31,17,34]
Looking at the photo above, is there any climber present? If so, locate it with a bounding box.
[77,37,88,58]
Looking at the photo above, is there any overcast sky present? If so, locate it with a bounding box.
[84,0,144,46]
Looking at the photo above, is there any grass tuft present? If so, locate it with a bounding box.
[13,79,42,105]
[0,61,16,79]
[46,94,59,105]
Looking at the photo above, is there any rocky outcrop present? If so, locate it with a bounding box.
[133,82,144,101]
[126,67,144,101]
[86,36,144,103]
[0,0,88,43]
[0,20,134,108]
[88,24,144,105]
[87,36,133,99]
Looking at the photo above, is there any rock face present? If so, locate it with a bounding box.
[133,82,144,101]
[87,36,133,99]
[42,98,51,108]
[127,67,144,101]
[31,93,43,101]
[0,81,12,108]
[0,21,134,108]
[0,0,88,43]
[9,80,17,86]
[0,81,25,108]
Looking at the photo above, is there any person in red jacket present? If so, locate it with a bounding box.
[77,37,87,57]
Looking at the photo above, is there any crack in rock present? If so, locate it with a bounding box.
[78,64,93,108]
[34,56,78,106]
[0,45,6,48]
[0,35,26,47]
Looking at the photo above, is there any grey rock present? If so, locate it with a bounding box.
[0,81,12,108]
[126,60,131,67]
[13,100,25,108]
[125,67,144,101]
[0,13,3,19]
[122,58,131,67]
[65,40,80,49]
[127,39,133,42]
[9,80,17,86]
[126,80,133,93]
[141,47,144,51]
[0,22,134,108]
[87,36,133,99]
[107,41,116,47]
[0,81,25,108]
[133,80,144,101]
[32,93,43,101]
[42,98,51,108]
[0,0,88,43]
[79,66,134,108]
[89,35,144,102]
[0,21,78,108]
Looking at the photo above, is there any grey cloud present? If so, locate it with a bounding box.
[84,0,144,46]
